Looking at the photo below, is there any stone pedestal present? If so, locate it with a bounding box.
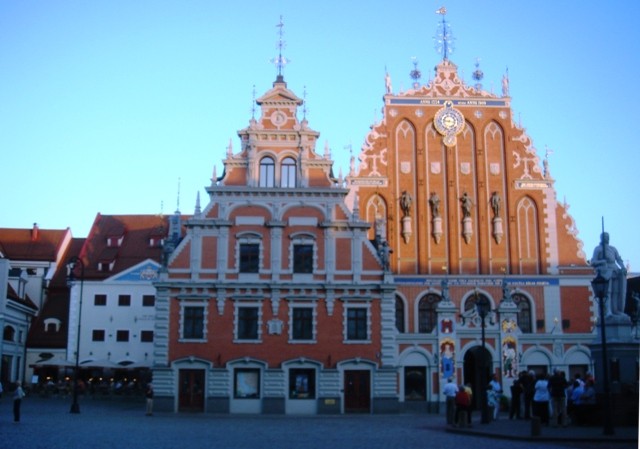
[589,318,639,426]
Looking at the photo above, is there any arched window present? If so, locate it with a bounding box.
[281,157,296,188]
[3,325,15,341]
[395,297,405,333]
[512,293,532,333]
[463,292,492,315]
[418,294,441,333]
[259,157,275,187]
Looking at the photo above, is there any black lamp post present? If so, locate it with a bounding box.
[591,272,614,435]
[475,291,491,424]
[66,256,85,414]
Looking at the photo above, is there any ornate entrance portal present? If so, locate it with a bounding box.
[463,346,492,411]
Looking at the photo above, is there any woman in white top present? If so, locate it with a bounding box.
[532,373,550,424]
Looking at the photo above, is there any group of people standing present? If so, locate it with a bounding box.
[444,369,596,428]
[509,369,596,426]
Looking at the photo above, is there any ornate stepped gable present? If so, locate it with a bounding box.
[349,58,587,275]
[220,77,335,190]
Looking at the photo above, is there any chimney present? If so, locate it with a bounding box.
[31,223,39,241]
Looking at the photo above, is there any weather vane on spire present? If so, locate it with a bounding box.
[271,15,290,80]
[434,7,455,61]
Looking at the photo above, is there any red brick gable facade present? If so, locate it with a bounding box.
[153,77,395,414]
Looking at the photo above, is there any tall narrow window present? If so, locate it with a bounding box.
[512,294,532,333]
[183,306,204,339]
[281,157,296,188]
[418,294,440,333]
[293,244,313,273]
[346,308,368,341]
[292,307,313,340]
[239,243,260,273]
[237,306,259,340]
[395,297,405,333]
[259,157,275,187]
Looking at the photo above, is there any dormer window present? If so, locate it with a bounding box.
[107,235,124,247]
[259,157,275,187]
[149,237,164,247]
[98,260,115,272]
[44,318,62,333]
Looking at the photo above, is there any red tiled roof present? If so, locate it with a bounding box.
[6,284,38,310]
[27,292,70,349]
[79,213,187,280]
[0,226,71,262]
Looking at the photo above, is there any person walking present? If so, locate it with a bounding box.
[13,381,25,422]
[442,377,458,426]
[145,383,154,416]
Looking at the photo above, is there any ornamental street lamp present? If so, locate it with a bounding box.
[475,291,491,424]
[591,272,614,435]
[66,256,85,414]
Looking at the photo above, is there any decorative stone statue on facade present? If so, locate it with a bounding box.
[591,232,628,319]
[429,192,443,244]
[400,191,413,244]
[460,192,473,244]
[490,191,503,244]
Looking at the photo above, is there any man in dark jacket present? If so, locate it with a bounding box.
[548,369,568,427]
[509,372,524,419]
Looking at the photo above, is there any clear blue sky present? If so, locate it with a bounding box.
[1,1,638,273]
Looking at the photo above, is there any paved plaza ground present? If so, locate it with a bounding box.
[0,395,636,449]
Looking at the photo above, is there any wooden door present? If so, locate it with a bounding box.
[344,370,370,413]
[178,369,205,412]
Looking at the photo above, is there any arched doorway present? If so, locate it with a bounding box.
[463,346,492,411]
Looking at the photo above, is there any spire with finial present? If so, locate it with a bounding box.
[544,146,553,179]
[352,190,360,220]
[271,15,289,83]
[385,66,392,94]
[194,191,201,216]
[502,67,510,97]
[410,57,421,89]
[251,85,256,120]
[226,138,233,157]
[434,7,455,61]
[302,85,308,121]
[472,58,484,90]
[211,165,218,185]
[175,177,181,214]
[324,140,330,159]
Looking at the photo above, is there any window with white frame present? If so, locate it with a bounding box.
[237,233,263,274]
[344,303,371,342]
[290,234,316,274]
[179,301,207,341]
[259,157,275,187]
[234,368,261,398]
[290,305,315,342]
[281,156,297,188]
[235,303,261,341]
[289,368,316,399]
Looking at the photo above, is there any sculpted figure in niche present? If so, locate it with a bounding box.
[429,192,441,218]
[400,191,412,217]
[591,232,627,316]
[460,192,473,218]
[490,192,501,219]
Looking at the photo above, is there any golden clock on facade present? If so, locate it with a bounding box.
[434,101,465,147]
